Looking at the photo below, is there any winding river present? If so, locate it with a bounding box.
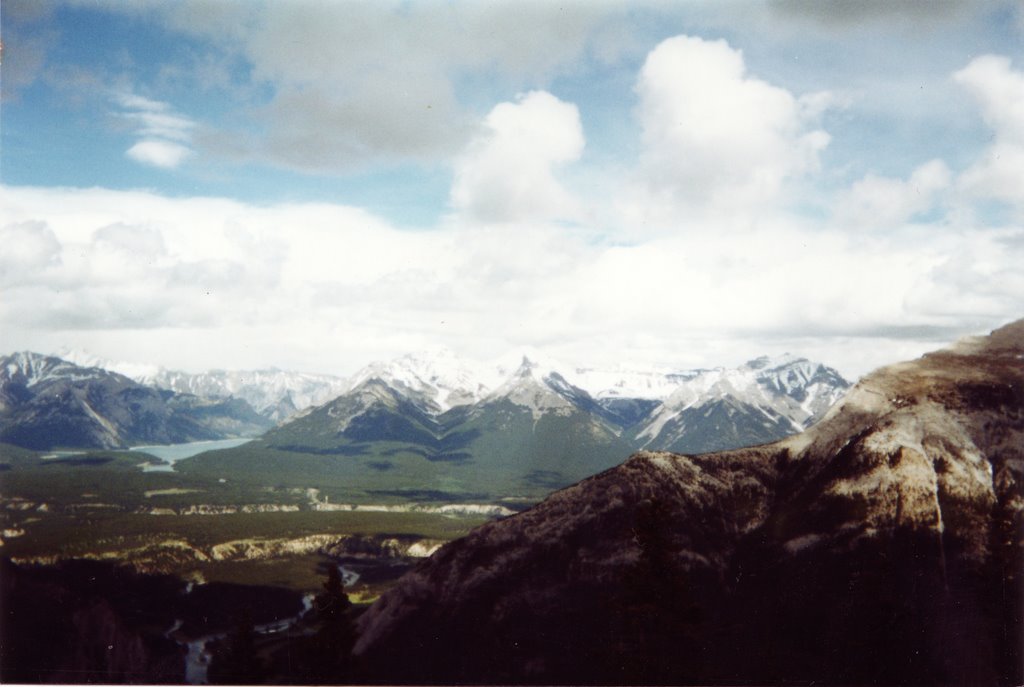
[175,565,357,684]
[177,593,315,684]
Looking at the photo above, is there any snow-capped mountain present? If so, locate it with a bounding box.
[36,346,850,474]
[568,365,702,400]
[54,349,348,422]
[0,352,270,450]
[141,368,349,421]
[345,349,492,414]
[238,351,849,501]
[481,357,581,420]
[55,348,162,382]
[52,346,850,437]
[3,351,109,391]
[633,354,850,453]
[252,352,635,499]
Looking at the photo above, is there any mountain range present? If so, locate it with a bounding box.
[2,349,850,496]
[0,352,271,450]
[56,349,349,422]
[55,348,850,429]
[173,352,850,501]
[353,320,1024,685]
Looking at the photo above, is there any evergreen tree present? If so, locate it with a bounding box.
[309,564,357,683]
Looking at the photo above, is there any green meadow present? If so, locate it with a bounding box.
[0,442,495,595]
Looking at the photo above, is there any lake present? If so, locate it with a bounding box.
[133,438,253,471]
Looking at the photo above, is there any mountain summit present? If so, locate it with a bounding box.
[632,354,849,453]
[354,320,1024,685]
[222,351,849,502]
[0,353,270,450]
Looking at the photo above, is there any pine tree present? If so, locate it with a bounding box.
[309,564,357,683]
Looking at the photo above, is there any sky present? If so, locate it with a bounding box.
[1,0,1023,381]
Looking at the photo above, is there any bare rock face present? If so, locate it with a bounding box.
[355,320,1024,685]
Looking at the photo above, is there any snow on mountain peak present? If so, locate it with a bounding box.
[634,355,850,448]
[16,347,850,433]
[2,351,112,387]
[484,366,576,420]
[43,348,347,419]
[55,347,163,381]
[346,349,493,413]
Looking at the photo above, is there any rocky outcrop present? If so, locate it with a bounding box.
[355,320,1024,685]
[11,533,447,576]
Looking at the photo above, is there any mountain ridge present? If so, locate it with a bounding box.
[353,319,1024,685]
[0,352,271,450]
[222,350,848,502]
[52,347,848,424]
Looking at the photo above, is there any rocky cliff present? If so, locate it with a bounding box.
[355,320,1024,685]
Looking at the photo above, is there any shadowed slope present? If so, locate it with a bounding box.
[355,320,1024,685]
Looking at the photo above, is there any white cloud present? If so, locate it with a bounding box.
[835,159,952,229]
[953,55,1024,214]
[117,92,196,169]
[1,184,1019,380]
[126,140,193,169]
[135,1,617,172]
[905,228,1024,321]
[450,91,585,224]
[628,35,832,225]
[0,221,62,286]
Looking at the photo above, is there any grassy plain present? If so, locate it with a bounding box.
[0,442,493,594]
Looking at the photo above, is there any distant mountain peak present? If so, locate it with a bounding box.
[0,352,270,450]
[353,319,1024,686]
[513,356,542,377]
[24,347,851,448]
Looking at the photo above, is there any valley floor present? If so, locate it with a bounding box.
[0,440,506,683]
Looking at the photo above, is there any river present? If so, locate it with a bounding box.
[176,564,357,684]
[132,437,254,472]
[178,592,315,684]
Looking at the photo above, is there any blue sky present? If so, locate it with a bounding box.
[2,0,1023,378]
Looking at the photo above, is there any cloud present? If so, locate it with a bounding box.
[126,140,193,169]
[2,184,1020,379]
[450,91,585,224]
[953,55,1024,214]
[628,35,832,225]
[0,221,62,286]
[116,0,617,172]
[835,159,952,229]
[0,187,288,334]
[770,0,971,27]
[905,228,1024,322]
[116,92,196,169]
[254,76,468,172]
[1,32,54,101]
